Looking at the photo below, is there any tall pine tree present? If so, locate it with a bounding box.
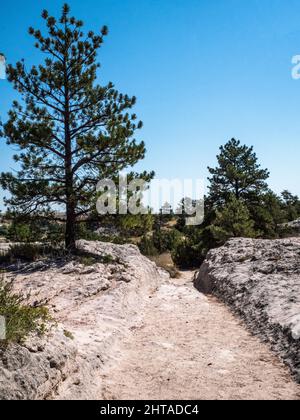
[208,138,269,206]
[0,4,149,250]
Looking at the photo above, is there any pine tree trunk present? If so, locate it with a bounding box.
[64,136,76,251]
[65,156,76,251]
[63,36,76,252]
[65,202,76,251]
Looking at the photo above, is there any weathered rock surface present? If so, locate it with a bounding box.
[194,238,300,382]
[99,272,300,400]
[0,241,167,400]
[0,331,77,400]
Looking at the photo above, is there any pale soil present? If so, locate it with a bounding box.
[99,271,300,400]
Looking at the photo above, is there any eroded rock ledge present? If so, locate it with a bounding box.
[194,237,300,382]
[0,241,168,400]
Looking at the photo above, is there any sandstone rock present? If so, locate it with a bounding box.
[0,330,77,400]
[0,241,168,400]
[194,237,300,382]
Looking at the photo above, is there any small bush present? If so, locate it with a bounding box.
[152,229,183,253]
[78,255,98,266]
[0,244,67,264]
[8,244,43,262]
[0,273,49,344]
[117,213,154,237]
[63,329,74,340]
[7,218,65,244]
[75,249,119,266]
[76,223,133,245]
[96,235,131,245]
[0,225,9,238]
[172,240,205,269]
[76,223,102,241]
[138,236,158,256]
[148,253,180,278]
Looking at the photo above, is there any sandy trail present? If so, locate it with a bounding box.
[99,271,300,400]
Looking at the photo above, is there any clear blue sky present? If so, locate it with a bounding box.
[1,0,300,209]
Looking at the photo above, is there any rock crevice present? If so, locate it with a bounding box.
[194,237,300,382]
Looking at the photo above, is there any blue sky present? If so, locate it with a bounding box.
[1,0,300,209]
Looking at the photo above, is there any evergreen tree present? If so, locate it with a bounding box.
[281,190,300,221]
[208,138,269,206]
[0,4,148,250]
[249,191,286,238]
[210,196,257,243]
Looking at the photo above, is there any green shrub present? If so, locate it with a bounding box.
[7,244,43,262]
[76,223,102,241]
[95,234,131,245]
[6,218,65,245]
[138,236,158,256]
[78,255,98,266]
[172,240,205,269]
[75,248,119,266]
[0,273,49,344]
[7,223,35,243]
[0,242,122,267]
[76,222,133,245]
[0,225,8,238]
[0,244,68,264]
[46,223,65,246]
[117,213,154,237]
[63,329,74,340]
[152,229,183,253]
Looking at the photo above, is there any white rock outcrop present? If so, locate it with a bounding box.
[194,238,300,382]
[0,332,77,400]
[0,241,167,400]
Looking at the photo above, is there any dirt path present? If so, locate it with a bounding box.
[99,272,300,400]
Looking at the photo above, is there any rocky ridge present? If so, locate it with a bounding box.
[0,240,168,400]
[194,237,300,382]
